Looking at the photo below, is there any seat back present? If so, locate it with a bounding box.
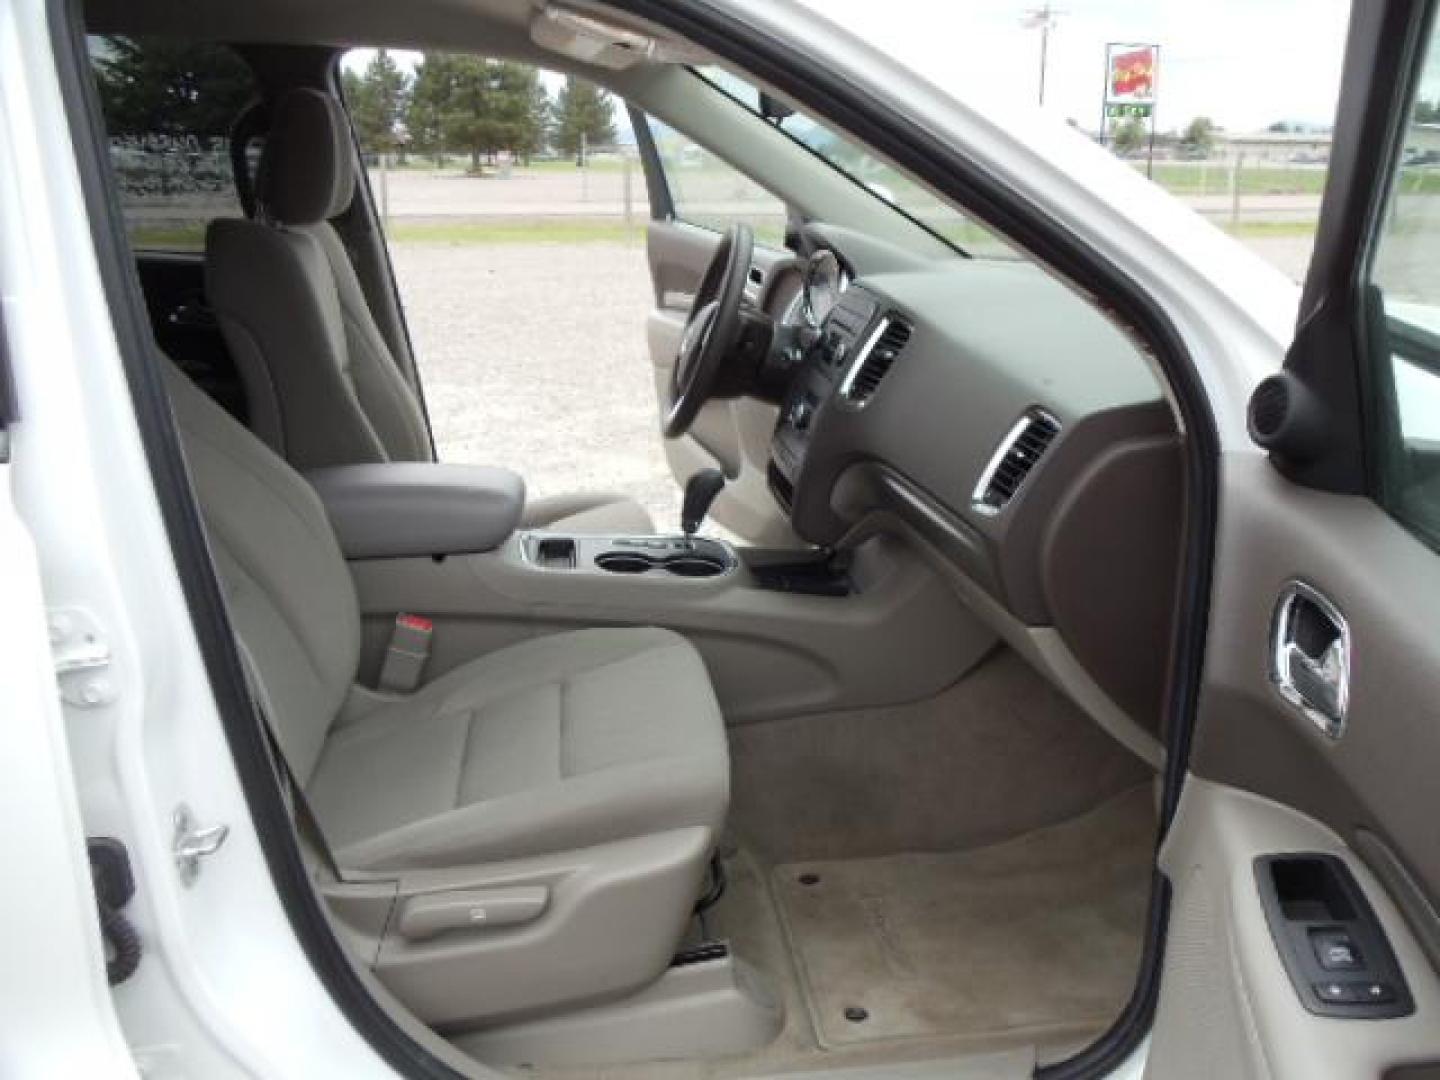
[206,88,431,471]
[162,357,360,784]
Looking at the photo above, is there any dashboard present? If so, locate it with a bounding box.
[762,234,1185,737]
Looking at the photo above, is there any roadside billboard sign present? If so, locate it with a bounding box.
[1105,43,1158,118]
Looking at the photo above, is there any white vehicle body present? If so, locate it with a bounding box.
[4,0,1433,1077]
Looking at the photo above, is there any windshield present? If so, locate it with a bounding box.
[695,66,1019,259]
[779,0,1353,285]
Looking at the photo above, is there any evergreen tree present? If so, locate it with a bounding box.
[406,53,550,168]
[526,78,553,163]
[407,53,462,164]
[345,49,410,155]
[92,35,254,142]
[442,55,506,168]
[553,77,617,163]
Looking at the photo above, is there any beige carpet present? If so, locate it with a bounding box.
[772,786,1155,1049]
[728,648,1152,864]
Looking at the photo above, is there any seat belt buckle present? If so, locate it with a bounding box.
[378,613,432,692]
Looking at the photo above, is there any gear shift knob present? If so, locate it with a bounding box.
[681,469,726,539]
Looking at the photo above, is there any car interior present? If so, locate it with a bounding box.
[81,1,1194,1076]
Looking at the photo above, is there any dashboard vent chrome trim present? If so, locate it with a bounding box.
[838,316,911,405]
[971,409,1061,515]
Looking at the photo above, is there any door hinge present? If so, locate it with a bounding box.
[172,804,229,887]
[48,607,117,708]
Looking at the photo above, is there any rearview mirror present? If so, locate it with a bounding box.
[759,92,794,125]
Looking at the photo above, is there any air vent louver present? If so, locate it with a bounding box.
[841,317,911,403]
[973,410,1061,513]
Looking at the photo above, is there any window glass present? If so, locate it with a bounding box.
[1366,15,1440,548]
[644,117,789,246]
[694,67,1016,258]
[341,49,683,525]
[87,36,255,251]
[789,1,1355,283]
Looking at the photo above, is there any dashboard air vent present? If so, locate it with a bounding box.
[840,316,911,404]
[972,409,1061,514]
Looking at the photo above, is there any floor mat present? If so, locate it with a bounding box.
[772,786,1155,1048]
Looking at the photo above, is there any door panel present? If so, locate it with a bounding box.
[1193,456,1440,911]
[1148,779,1440,1080]
[1144,457,1440,1079]
[646,219,799,545]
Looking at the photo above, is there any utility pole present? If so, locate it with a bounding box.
[1021,3,1066,107]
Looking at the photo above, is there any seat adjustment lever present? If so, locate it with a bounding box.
[397,886,549,941]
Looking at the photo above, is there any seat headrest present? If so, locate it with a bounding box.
[256,89,356,226]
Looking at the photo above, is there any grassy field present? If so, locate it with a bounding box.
[1135,160,1440,196]
[128,212,1324,256]
[386,217,646,244]
[127,216,651,252]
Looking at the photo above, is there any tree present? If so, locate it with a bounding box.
[407,53,462,163]
[92,35,255,141]
[553,77,617,163]
[519,70,553,164]
[407,54,550,169]
[1111,115,1147,155]
[345,49,409,155]
[1179,116,1218,159]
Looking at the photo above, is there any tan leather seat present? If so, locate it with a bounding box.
[162,359,728,1020]
[205,87,653,535]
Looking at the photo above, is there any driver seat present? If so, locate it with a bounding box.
[205,88,653,535]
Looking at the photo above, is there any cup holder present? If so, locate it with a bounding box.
[664,555,727,578]
[594,549,728,578]
[594,552,653,574]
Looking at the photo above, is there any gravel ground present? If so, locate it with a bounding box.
[389,240,686,530]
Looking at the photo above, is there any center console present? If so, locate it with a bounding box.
[520,532,738,579]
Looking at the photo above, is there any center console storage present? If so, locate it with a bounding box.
[521,532,737,580]
[307,463,525,559]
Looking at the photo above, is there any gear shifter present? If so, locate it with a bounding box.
[681,468,726,542]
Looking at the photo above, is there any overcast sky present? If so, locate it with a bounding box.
[798,0,1353,133]
[347,1,1357,135]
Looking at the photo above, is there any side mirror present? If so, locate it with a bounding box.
[758,92,794,125]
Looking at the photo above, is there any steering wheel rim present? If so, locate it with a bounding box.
[664,222,754,438]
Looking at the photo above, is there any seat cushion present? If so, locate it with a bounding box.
[523,492,655,535]
[307,627,728,871]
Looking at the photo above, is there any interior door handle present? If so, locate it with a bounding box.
[1270,581,1351,739]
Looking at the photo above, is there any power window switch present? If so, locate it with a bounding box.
[1312,929,1362,971]
[1313,980,1362,1004]
[1358,981,1396,1005]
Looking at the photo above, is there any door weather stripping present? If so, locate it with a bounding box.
[48,607,117,708]
[173,804,229,886]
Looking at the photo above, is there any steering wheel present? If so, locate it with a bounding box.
[664,222,754,438]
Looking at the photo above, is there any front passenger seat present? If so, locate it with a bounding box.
[206,87,654,535]
[160,358,728,1024]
